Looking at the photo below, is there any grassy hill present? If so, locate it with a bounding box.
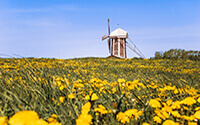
[0,58,200,124]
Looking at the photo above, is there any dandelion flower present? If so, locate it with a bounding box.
[9,111,39,125]
[94,105,108,114]
[162,120,179,125]
[188,122,197,125]
[182,115,195,121]
[68,93,75,99]
[153,116,162,123]
[124,109,138,118]
[59,96,65,103]
[195,107,200,111]
[181,97,196,106]
[117,78,126,83]
[149,99,161,108]
[171,111,181,118]
[174,89,179,94]
[76,114,93,125]
[48,114,58,123]
[85,95,90,100]
[194,111,200,119]
[197,97,200,103]
[76,102,92,125]
[116,112,130,124]
[0,116,7,125]
[171,101,181,109]
[163,105,172,113]
[162,111,169,119]
[166,99,173,106]
[29,119,48,125]
[142,123,150,125]
[91,93,98,101]
[81,102,91,114]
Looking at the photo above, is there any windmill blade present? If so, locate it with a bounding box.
[108,19,110,35]
[108,39,111,53]
[102,35,108,41]
[107,19,111,53]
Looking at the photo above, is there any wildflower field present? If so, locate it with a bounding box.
[0,57,200,125]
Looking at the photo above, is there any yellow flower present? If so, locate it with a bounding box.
[195,107,200,111]
[59,85,65,90]
[117,78,126,83]
[136,111,144,117]
[142,123,150,125]
[81,102,91,114]
[183,106,189,110]
[182,115,195,121]
[85,95,90,100]
[181,97,196,106]
[149,99,161,108]
[94,105,109,114]
[8,111,48,125]
[124,109,138,118]
[188,122,197,125]
[48,114,58,123]
[194,111,200,119]
[163,105,172,113]
[76,102,92,125]
[29,119,48,125]
[59,96,65,103]
[48,117,57,123]
[91,93,98,101]
[154,109,168,120]
[164,86,176,91]
[197,97,200,103]
[0,116,7,125]
[116,112,130,124]
[162,111,169,119]
[9,111,39,125]
[108,110,112,113]
[171,111,181,118]
[51,114,57,119]
[49,122,62,125]
[162,120,179,125]
[68,93,75,99]
[76,113,93,125]
[166,99,173,106]
[153,116,162,123]
[174,89,179,94]
[171,101,181,109]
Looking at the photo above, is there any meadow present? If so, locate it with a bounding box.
[0,57,200,125]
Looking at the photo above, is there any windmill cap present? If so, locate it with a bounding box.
[109,28,128,38]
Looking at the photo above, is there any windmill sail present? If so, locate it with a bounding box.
[102,35,108,40]
[107,19,111,53]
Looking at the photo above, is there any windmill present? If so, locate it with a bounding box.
[102,19,145,59]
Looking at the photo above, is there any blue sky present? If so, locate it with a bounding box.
[0,0,200,58]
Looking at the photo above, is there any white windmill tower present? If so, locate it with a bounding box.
[102,19,145,59]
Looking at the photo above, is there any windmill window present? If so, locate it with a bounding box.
[114,38,118,55]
